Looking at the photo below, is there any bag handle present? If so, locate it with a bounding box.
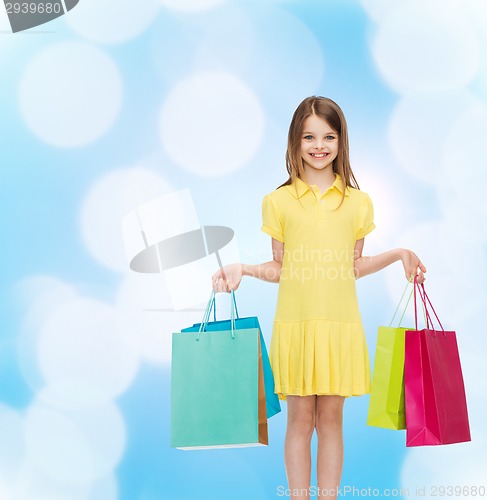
[419,282,446,336]
[389,278,414,327]
[413,279,431,330]
[196,290,237,341]
[198,290,215,330]
[211,290,239,319]
[198,291,217,336]
[413,276,445,336]
[413,275,428,331]
[390,276,428,328]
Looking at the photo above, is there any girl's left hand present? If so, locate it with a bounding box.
[400,248,427,284]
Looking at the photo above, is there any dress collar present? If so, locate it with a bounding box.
[288,173,350,199]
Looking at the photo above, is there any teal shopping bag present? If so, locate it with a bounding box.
[182,291,281,419]
[171,290,268,449]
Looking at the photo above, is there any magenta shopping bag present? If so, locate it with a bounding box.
[404,279,471,447]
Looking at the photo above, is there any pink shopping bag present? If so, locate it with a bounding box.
[404,279,471,447]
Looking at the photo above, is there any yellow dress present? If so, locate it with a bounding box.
[261,173,375,401]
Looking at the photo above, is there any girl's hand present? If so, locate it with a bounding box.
[212,263,243,293]
[400,248,427,284]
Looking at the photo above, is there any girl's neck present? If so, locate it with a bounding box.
[302,166,336,192]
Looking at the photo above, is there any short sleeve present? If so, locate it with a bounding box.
[355,192,376,240]
[261,194,284,242]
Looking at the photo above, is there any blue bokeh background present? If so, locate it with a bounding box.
[1,0,486,498]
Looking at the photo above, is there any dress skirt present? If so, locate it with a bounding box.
[269,319,371,401]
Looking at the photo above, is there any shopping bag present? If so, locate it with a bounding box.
[367,280,414,430]
[182,291,281,419]
[171,290,268,449]
[404,279,471,447]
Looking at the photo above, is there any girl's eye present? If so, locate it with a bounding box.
[304,135,313,140]
[325,135,336,141]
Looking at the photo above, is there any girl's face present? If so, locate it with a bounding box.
[300,114,339,173]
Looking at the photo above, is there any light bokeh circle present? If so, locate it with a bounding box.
[389,91,481,184]
[359,0,400,24]
[437,184,487,246]
[401,438,487,498]
[67,0,160,44]
[160,71,265,176]
[16,276,79,394]
[19,42,122,148]
[244,7,325,116]
[14,460,90,500]
[438,102,487,247]
[443,102,487,199]
[80,167,171,272]
[459,0,487,101]
[24,400,126,485]
[386,220,486,322]
[87,474,118,500]
[0,405,24,485]
[37,381,115,411]
[0,481,10,500]
[38,296,140,399]
[156,0,227,12]
[13,461,118,500]
[151,5,254,86]
[456,0,487,68]
[116,271,203,364]
[372,1,479,93]
[351,168,403,249]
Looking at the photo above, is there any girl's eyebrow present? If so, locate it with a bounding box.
[302,131,337,135]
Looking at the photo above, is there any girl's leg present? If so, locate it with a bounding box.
[315,395,345,499]
[284,395,316,499]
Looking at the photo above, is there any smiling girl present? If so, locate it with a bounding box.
[212,96,426,499]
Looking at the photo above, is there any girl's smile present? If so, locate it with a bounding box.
[300,114,339,171]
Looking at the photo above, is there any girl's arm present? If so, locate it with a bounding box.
[353,238,427,283]
[212,238,284,292]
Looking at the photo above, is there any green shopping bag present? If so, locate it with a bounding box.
[170,290,268,449]
[367,281,414,430]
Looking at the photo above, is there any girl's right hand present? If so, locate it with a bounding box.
[212,263,243,293]
[400,248,426,284]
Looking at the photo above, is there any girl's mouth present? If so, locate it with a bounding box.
[310,153,328,158]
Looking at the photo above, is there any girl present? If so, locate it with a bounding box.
[211,96,426,499]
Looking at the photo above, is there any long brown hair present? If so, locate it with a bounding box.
[277,96,360,208]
